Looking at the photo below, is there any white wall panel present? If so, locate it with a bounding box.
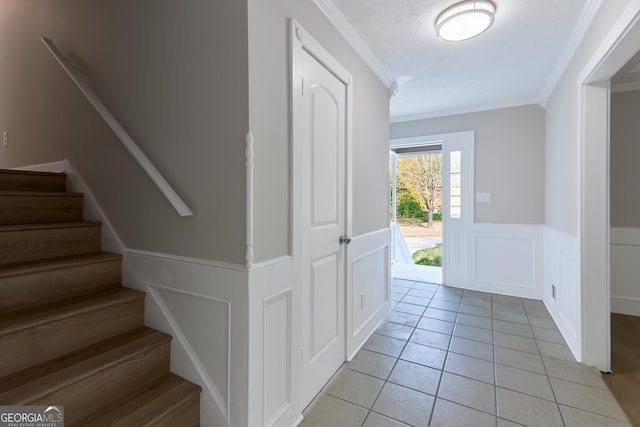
[150,286,230,406]
[263,290,292,426]
[543,226,581,362]
[247,257,298,427]
[611,227,640,315]
[470,224,543,299]
[124,250,249,427]
[475,237,535,289]
[346,227,391,359]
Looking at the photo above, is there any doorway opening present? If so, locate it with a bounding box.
[390,146,443,284]
[390,130,474,288]
[579,3,640,373]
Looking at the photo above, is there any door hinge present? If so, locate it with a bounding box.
[339,235,352,245]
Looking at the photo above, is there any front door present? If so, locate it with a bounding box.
[292,23,349,408]
[442,132,474,287]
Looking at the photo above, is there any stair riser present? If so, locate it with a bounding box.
[0,259,122,314]
[0,225,101,265]
[19,341,170,426]
[0,173,66,192]
[0,297,144,377]
[0,194,83,225]
[0,169,201,425]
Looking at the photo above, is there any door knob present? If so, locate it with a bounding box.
[339,235,352,245]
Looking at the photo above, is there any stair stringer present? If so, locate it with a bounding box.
[14,159,124,254]
[144,284,231,427]
[14,160,236,427]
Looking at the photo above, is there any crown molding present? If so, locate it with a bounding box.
[611,81,640,93]
[312,0,395,89]
[390,97,542,123]
[539,0,604,103]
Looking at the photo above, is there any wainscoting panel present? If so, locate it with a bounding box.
[263,290,292,426]
[611,227,640,315]
[124,250,249,427]
[543,226,581,362]
[346,227,391,360]
[470,224,543,299]
[247,257,298,427]
[148,285,230,405]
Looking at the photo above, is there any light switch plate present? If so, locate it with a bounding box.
[476,192,491,203]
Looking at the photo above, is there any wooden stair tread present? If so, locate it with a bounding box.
[0,169,66,178]
[0,170,201,424]
[82,373,201,427]
[0,288,144,335]
[0,190,82,197]
[0,220,101,233]
[0,327,170,403]
[0,252,121,277]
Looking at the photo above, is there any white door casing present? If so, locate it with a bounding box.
[290,19,353,409]
[577,0,640,370]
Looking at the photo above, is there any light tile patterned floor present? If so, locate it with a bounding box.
[301,278,632,427]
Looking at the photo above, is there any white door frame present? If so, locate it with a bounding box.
[578,1,640,370]
[290,18,353,409]
[389,131,475,287]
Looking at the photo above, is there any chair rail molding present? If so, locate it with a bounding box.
[40,36,193,217]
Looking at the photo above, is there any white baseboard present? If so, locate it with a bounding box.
[611,296,640,316]
[13,160,67,173]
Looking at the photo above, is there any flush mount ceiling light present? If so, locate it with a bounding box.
[436,0,496,42]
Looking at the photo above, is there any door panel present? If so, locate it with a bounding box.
[310,255,339,358]
[311,90,339,226]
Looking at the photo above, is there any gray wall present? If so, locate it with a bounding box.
[248,0,391,263]
[611,90,640,228]
[545,0,632,237]
[0,0,249,264]
[390,105,546,224]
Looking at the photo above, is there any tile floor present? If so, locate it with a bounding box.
[301,278,632,427]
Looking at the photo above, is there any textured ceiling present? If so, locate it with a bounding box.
[331,0,590,120]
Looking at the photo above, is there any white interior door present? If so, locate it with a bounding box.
[442,133,474,288]
[292,23,349,409]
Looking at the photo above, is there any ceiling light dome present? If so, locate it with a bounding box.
[436,0,496,42]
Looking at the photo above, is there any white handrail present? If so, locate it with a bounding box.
[41,36,194,217]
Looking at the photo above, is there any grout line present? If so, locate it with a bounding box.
[306,278,620,426]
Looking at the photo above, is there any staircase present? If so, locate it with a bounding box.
[0,169,201,426]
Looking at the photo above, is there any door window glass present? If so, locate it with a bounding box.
[449,151,461,218]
